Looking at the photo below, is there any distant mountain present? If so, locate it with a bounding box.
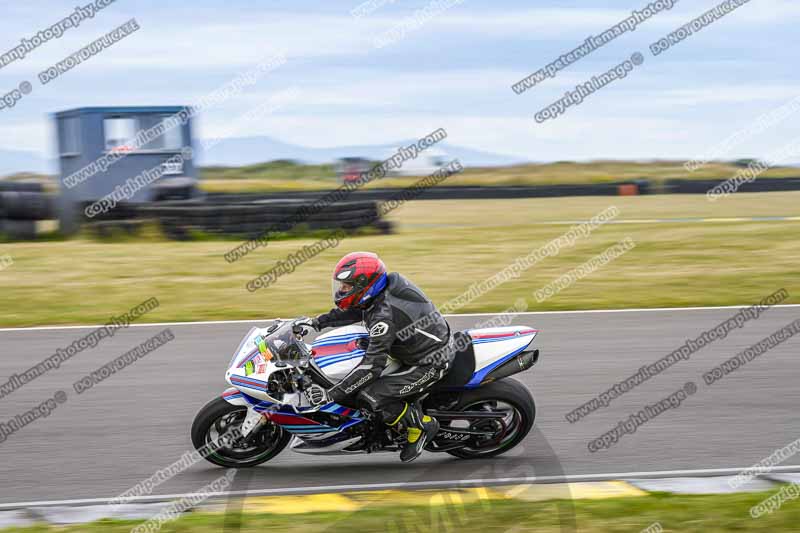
[0,149,51,177]
[195,135,526,168]
[0,136,522,177]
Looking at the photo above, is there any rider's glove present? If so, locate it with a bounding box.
[295,317,320,332]
[306,384,329,406]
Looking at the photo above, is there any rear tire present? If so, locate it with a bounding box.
[191,397,291,468]
[444,378,535,459]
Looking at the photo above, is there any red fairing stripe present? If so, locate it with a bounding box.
[312,340,358,357]
[230,376,267,388]
[268,413,324,426]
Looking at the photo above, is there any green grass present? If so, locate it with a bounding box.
[1,192,799,326]
[199,160,337,192]
[3,489,799,532]
[198,159,800,193]
[10,159,799,194]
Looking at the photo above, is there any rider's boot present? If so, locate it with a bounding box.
[388,402,439,463]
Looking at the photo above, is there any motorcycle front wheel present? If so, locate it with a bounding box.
[191,397,290,468]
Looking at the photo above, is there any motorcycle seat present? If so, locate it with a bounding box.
[431,331,475,389]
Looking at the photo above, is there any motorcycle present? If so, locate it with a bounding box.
[191,318,540,467]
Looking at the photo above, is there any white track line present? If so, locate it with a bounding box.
[1,465,798,510]
[2,305,800,333]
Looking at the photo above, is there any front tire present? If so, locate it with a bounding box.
[444,379,536,459]
[191,397,291,468]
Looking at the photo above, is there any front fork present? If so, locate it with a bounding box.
[222,387,269,440]
[240,406,268,439]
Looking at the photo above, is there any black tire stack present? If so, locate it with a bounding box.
[665,177,800,194]
[77,197,393,241]
[138,198,392,240]
[79,201,141,239]
[0,183,55,240]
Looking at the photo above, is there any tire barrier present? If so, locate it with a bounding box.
[665,178,800,194]
[207,176,800,202]
[150,177,198,202]
[0,187,55,240]
[10,174,800,242]
[0,219,37,240]
[205,181,650,203]
[0,192,56,220]
[89,220,144,239]
[0,181,44,193]
[79,199,390,241]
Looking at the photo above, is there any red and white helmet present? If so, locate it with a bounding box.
[331,252,387,310]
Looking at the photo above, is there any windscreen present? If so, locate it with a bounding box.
[265,321,306,363]
[229,327,261,368]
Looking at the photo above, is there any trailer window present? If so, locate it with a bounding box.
[104,115,184,152]
[104,117,138,152]
[59,117,81,155]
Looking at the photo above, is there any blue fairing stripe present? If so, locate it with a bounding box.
[339,419,364,431]
[231,375,268,386]
[319,355,363,369]
[231,382,266,393]
[319,403,346,414]
[238,393,272,409]
[223,393,243,401]
[230,376,269,394]
[317,352,365,368]
[312,334,367,347]
[471,335,534,345]
[282,425,338,433]
[315,349,365,363]
[466,345,529,388]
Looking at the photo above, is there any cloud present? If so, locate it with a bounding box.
[0,0,798,164]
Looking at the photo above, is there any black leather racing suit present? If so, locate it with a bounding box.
[316,272,455,422]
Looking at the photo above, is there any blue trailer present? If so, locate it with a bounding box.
[54,106,197,205]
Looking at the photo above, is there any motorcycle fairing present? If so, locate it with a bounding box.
[465,327,538,387]
[311,325,369,381]
[229,327,269,369]
[312,324,537,389]
[221,387,246,405]
[221,387,365,435]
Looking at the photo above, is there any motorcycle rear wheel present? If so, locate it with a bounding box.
[444,379,536,459]
[191,397,290,468]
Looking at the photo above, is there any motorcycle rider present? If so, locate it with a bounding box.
[300,251,455,463]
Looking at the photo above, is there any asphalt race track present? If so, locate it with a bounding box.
[1,307,799,506]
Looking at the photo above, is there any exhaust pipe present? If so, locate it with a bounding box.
[481,349,539,385]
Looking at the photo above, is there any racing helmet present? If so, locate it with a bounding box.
[331,252,387,310]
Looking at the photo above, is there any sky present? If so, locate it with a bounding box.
[0,0,798,164]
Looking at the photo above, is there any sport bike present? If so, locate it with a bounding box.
[191,318,540,466]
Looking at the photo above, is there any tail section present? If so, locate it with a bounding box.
[465,327,538,387]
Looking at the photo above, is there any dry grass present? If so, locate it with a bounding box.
[0,192,798,326]
[199,160,800,193]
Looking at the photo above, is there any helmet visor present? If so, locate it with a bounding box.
[332,279,356,303]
